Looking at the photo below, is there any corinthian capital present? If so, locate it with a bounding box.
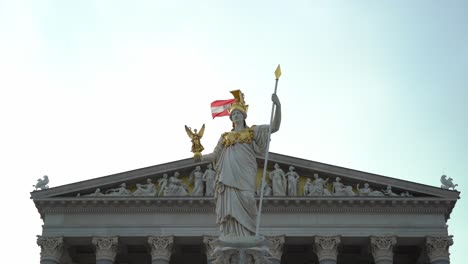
[148,236,174,262]
[92,236,119,262]
[266,235,286,261]
[37,236,64,263]
[426,236,453,263]
[314,236,341,262]
[370,236,397,263]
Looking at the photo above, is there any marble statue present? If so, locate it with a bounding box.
[257,181,272,196]
[158,174,169,196]
[311,173,330,196]
[332,177,355,196]
[165,172,188,196]
[33,175,49,190]
[286,166,300,196]
[303,178,313,196]
[85,188,104,196]
[356,183,384,196]
[400,191,413,197]
[133,179,157,196]
[270,163,287,196]
[106,183,131,196]
[203,164,216,196]
[189,166,205,196]
[383,185,399,196]
[185,124,205,159]
[206,90,281,237]
[440,175,458,190]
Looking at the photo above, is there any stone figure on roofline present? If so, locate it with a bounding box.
[440,175,458,190]
[203,164,216,196]
[303,178,313,196]
[189,166,205,196]
[332,177,356,196]
[270,163,287,196]
[199,90,281,237]
[33,175,49,190]
[257,180,272,196]
[286,166,300,196]
[356,183,384,196]
[106,183,131,196]
[165,171,189,196]
[133,178,157,196]
[311,173,330,196]
[383,185,399,197]
[158,173,169,196]
[85,188,104,196]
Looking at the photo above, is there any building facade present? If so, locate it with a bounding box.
[31,152,459,264]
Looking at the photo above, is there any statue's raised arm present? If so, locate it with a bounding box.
[271,93,281,133]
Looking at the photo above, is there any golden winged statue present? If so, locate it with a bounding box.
[184,124,205,159]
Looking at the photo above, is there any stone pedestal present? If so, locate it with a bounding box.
[370,235,397,264]
[211,236,273,264]
[148,236,174,264]
[426,236,453,264]
[314,236,341,264]
[92,236,118,264]
[37,236,64,264]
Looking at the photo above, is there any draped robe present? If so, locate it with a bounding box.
[213,125,269,236]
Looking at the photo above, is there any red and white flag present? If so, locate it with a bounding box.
[210,99,235,119]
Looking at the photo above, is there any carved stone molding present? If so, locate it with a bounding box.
[92,236,119,262]
[426,236,453,263]
[37,236,64,263]
[265,235,285,261]
[148,235,174,262]
[370,235,397,263]
[314,236,341,262]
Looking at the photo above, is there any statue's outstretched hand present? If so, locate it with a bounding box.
[272,93,281,106]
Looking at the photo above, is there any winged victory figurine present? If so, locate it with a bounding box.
[185,124,205,159]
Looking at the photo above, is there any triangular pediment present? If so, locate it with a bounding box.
[30,152,459,200]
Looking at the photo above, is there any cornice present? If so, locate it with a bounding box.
[33,196,456,220]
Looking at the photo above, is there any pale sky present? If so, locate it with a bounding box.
[1,1,466,263]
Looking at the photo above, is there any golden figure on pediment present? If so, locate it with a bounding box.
[184,124,205,159]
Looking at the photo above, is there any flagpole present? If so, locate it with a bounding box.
[255,65,281,237]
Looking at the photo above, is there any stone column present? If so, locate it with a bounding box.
[370,236,397,264]
[266,235,285,264]
[37,236,64,264]
[203,236,217,264]
[92,236,119,264]
[314,236,341,264]
[426,236,453,264]
[148,235,174,264]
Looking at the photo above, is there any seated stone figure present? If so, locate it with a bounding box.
[383,185,399,197]
[310,173,329,196]
[132,179,157,196]
[164,172,189,196]
[332,177,355,196]
[356,183,384,196]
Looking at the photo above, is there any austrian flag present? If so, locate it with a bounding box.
[210,99,235,119]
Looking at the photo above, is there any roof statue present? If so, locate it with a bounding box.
[33,175,49,190]
[440,175,458,190]
[184,124,205,160]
